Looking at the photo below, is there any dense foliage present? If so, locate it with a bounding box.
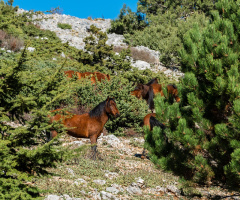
[145,0,240,187]
[57,22,72,30]
[110,0,216,67]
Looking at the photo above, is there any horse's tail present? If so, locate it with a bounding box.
[147,86,155,111]
[149,116,165,130]
[107,74,110,80]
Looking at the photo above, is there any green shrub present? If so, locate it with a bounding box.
[0,46,73,198]
[124,12,209,68]
[57,23,72,30]
[145,0,240,186]
[75,25,132,73]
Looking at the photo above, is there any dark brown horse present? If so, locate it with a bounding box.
[141,113,165,159]
[64,70,110,84]
[131,79,164,111]
[131,79,180,111]
[130,78,159,98]
[48,97,120,159]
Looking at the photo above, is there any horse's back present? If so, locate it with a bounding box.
[49,109,70,122]
[131,89,141,99]
[64,70,75,78]
[64,113,90,138]
[94,72,110,82]
[72,71,110,83]
[143,113,156,130]
[50,110,91,138]
[151,83,164,96]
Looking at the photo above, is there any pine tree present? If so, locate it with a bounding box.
[0,45,70,198]
[108,4,147,34]
[76,25,132,73]
[137,0,215,17]
[145,0,240,186]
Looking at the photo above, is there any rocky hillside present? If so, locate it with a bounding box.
[38,134,239,200]
[17,9,184,81]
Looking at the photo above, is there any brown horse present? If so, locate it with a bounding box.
[131,79,164,111]
[64,70,110,84]
[48,97,120,159]
[131,79,180,111]
[166,84,180,102]
[141,113,165,159]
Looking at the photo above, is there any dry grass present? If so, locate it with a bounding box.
[87,16,93,20]
[113,45,159,64]
[0,30,24,52]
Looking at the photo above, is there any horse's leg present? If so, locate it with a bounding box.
[141,148,146,159]
[91,145,97,160]
[90,135,97,160]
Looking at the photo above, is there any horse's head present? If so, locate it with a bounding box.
[175,96,181,102]
[134,83,144,91]
[106,97,120,118]
[131,89,142,99]
[167,85,181,102]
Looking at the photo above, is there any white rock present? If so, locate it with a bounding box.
[45,195,61,200]
[104,171,119,179]
[27,47,35,52]
[100,191,118,200]
[166,185,181,196]
[106,187,119,194]
[131,60,151,70]
[92,179,106,185]
[74,178,87,185]
[126,186,142,195]
[66,168,75,176]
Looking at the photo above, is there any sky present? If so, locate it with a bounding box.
[8,0,139,19]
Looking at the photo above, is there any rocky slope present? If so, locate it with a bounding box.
[40,134,240,200]
[17,9,184,80]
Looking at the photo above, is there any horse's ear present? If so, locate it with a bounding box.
[106,96,110,101]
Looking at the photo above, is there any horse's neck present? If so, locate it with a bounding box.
[142,85,150,97]
[96,110,109,126]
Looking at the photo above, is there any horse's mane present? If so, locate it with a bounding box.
[89,98,115,118]
[146,78,158,86]
[149,116,165,130]
[169,84,177,89]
